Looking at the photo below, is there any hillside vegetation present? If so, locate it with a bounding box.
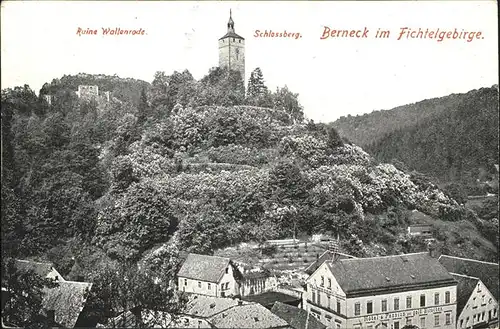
[332,86,499,192]
[2,69,497,283]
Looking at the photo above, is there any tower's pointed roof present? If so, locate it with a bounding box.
[219,9,244,40]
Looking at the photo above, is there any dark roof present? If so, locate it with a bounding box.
[451,274,480,316]
[108,310,143,328]
[326,252,456,297]
[438,255,499,301]
[210,303,290,328]
[183,294,247,318]
[409,210,434,224]
[242,292,301,308]
[14,259,55,278]
[219,31,245,40]
[42,281,92,328]
[305,251,356,275]
[271,301,326,329]
[177,253,230,283]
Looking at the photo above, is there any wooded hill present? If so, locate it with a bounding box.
[2,70,497,288]
[331,86,499,192]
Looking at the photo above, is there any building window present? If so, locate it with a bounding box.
[239,39,241,43]
[328,278,332,289]
[445,291,450,304]
[434,293,440,305]
[494,308,497,317]
[184,279,188,286]
[312,291,316,304]
[460,319,463,328]
[198,281,201,288]
[421,317,426,328]
[445,313,451,325]
[407,296,412,309]
[327,295,331,309]
[198,320,202,328]
[394,321,399,329]
[406,318,412,326]
[321,276,325,287]
[473,297,477,308]
[367,301,373,314]
[434,314,440,326]
[337,301,341,314]
[420,294,426,307]
[317,291,321,305]
[481,295,486,305]
[382,299,387,312]
[355,303,361,316]
[394,298,400,311]
[481,311,485,321]
[208,283,211,290]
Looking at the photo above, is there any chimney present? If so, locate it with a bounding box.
[427,242,438,258]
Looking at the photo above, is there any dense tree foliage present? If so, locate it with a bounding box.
[2,71,497,312]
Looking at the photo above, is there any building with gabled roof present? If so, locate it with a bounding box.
[42,281,93,328]
[438,255,499,303]
[142,294,292,329]
[438,255,499,329]
[14,259,65,282]
[305,250,357,276]
[451,273,498,329]
[304,252,457,329]
[271,301,326,329]
[177,253,241,297]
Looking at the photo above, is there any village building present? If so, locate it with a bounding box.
[305,250,357,276]
[240,268,278,296]
[304,252,458,329]
[244,290,303,310]
[438,255,499,328]
[14,259,65,282]
[177,253,241,297]
[407,210,434,238]
[219,9,245,81]
[271,301,326,329]
[42,280,93,328]
[3,260,93,328]
[142,294,292,329]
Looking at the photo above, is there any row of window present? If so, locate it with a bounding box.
[361,314,451,329]
[309,309,451,328]
[222,38,242,43]
[459,309,498,328]
[183,279,229,291]
[311,289,342,314]
[354,292,451,316]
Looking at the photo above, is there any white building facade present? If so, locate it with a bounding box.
[305,252,458,329]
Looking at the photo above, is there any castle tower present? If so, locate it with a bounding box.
[218,9,245,82]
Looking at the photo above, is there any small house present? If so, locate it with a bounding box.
[177,253,241,297]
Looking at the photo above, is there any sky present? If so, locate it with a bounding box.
[1,1,498,123]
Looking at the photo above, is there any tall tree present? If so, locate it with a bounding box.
[247,67,268,98]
